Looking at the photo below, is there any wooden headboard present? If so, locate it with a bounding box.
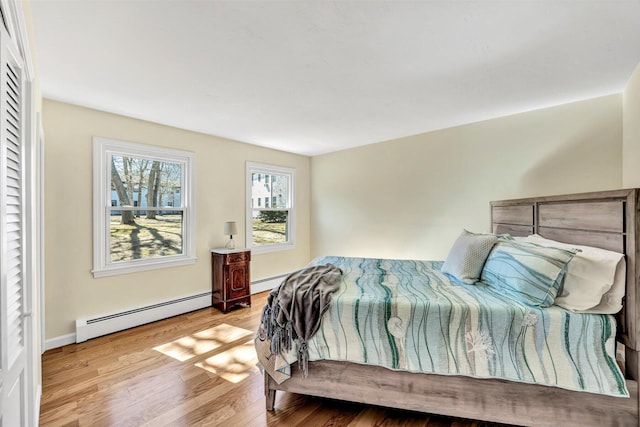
[491,189,640,364]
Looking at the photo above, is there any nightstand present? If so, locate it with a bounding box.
[211,248,251,312]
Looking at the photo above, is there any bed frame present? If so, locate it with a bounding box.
[264,189,640,426]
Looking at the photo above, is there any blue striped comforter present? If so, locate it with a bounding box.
[278,256,627,397]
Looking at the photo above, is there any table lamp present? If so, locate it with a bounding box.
[224,221,238,249]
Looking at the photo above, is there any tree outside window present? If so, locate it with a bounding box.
[109,155,183,261]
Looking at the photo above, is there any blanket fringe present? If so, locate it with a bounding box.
[285,322,293,352]
[270,329,281,356]
[298,340,309,377]
[262,304,272,337]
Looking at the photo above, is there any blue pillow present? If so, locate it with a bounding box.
[480,240,577,307]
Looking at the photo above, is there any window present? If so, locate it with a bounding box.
[246,162,295,253]
[93,137,196,277]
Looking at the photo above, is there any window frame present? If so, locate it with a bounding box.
[245,162,295,254]
[92,137,196,278]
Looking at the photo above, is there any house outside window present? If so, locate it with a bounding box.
[93,137,196,277]
[246,162,295,253]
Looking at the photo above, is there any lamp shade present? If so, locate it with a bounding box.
[224,221,238,236]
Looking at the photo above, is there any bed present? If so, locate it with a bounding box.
[261,189,640,426]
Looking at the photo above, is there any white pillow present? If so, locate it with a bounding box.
[522,234,625,314]
[442,230,498,284]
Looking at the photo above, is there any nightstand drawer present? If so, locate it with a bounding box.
[226,251,250,264]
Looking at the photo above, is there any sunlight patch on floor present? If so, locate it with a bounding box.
[153,323,253,361]
[195,340,259,383]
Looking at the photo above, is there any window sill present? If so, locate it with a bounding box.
[249,243,296,255]
[92,256,197,278]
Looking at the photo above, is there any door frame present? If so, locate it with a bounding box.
[0,0,41,425]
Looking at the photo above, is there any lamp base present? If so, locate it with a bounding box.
[225,237,235,250]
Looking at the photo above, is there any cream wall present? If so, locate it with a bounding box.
[43,99,311,339]
[623,63,640,187]
[311,95,623,261]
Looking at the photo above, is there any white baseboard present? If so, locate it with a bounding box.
[44,333,76,351]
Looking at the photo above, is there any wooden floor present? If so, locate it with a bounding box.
[40,291,511,427]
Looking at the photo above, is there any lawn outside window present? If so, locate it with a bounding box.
[246,162,295,254]
[93,137,196,277]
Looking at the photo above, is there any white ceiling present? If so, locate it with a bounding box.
[31,1,640,156]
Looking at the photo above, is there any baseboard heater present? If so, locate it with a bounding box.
[251,273,288,293]
[75,291,212,343]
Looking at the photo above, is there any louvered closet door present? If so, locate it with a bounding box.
[0,21,27,427]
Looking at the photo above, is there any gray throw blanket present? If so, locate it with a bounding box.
[259,263,342,376]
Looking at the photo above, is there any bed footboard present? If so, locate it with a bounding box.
[264,361,638,426]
